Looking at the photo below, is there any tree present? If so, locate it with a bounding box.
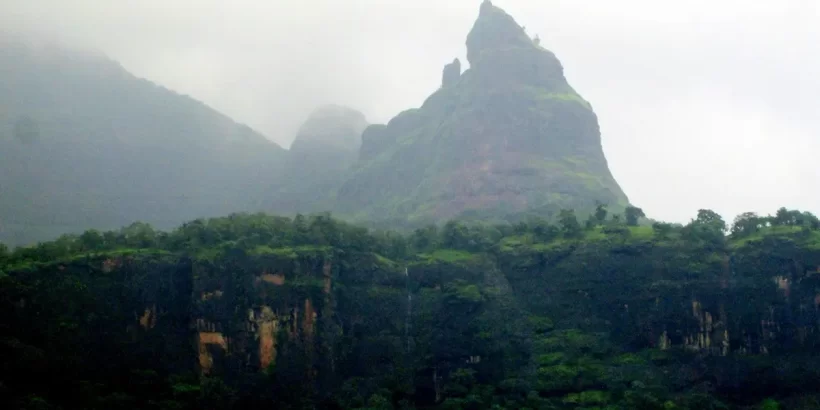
[731,212,763,237]
[791,210,820,229]
[292,214,309,241]
[624,206,645,226]
[0,243,8,273]
[121,222,158,248]
[374,230,408,260]
[682,209,727,246]
[594,203,608,224]
[802,211,820,229]
[759,398,781,410]
[768,207,815,228]
[652,222,674,239]
[199,377,237,410]
[773,207,791,226]
[79,229,105,251]
[531,218,559,241]
[412,225,440,252]
[442,221,470,250]
[308,212,338,246]
[695,209,727,232]
[585,215,598,230]
[558,209,582,238]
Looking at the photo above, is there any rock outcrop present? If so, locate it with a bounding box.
[441,58,462,88]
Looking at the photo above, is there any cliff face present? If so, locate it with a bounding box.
[336,2,628,225]
[499,233,820,356]
[170,246,526,402]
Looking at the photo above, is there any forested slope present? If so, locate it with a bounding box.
[2,206,820,409]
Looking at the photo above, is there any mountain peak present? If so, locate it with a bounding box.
[267,104,368,215]
[290,105,367,152]
[335,2,629,224]
[466,1,533,66]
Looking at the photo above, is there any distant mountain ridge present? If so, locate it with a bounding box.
[0,36,287,245]
[0,1,632,245]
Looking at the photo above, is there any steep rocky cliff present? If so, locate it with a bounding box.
[336,1,629,226]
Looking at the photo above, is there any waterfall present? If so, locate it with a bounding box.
[405,266,412,352]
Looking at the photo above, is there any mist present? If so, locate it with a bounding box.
[2,0,818,224]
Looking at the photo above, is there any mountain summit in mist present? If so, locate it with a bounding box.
[334,1,629,225]
[268,104,368,214]
[0,1,630,244]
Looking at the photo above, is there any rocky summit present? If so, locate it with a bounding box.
[335,1,629,226]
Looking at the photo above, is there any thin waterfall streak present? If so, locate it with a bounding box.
[405,266,412,352]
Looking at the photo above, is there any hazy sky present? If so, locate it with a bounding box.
[3,0,819,224]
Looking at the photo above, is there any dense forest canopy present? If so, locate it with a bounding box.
[3,205,820,409]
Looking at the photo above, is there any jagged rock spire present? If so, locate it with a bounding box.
[466,0,532,65]
[441,58,461,87]
[335,1,629,223]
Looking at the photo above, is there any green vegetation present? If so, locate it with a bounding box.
[2,205,820,409]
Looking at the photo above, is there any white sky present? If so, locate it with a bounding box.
[2,0,819,223]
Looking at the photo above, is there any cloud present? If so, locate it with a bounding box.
[1,0,818,223]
